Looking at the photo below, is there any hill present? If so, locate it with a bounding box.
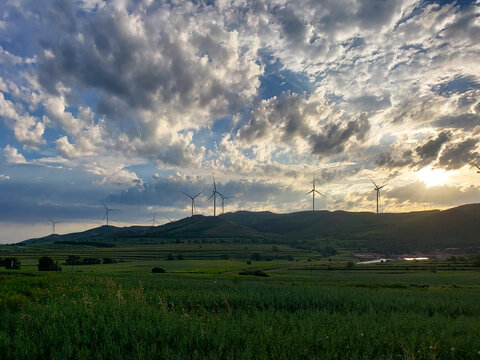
[20,215,266,246]
[221,205,480,253]
[17,204,480,253]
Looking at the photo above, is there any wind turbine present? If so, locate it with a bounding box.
[207,176,219,216]
[101,201,116,226]
[149,214,158,227]
[48,217,62,235]
[181,191,203,216]
[218,192,230,214]
[472,163,480,173]
[164,216,173,223]
[305,177,326,211]
[371,179,387,215]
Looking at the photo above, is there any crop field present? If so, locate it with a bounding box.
[1,244,480,359]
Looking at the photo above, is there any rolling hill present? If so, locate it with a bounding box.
[18,204,480,253]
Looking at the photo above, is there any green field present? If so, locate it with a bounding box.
[1,244,479,359]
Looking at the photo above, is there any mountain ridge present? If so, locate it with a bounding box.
[17,203,480,253]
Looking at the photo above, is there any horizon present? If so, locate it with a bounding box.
[11,202,480,244]
[1,0,480,243]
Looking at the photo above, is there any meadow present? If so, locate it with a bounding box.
[1,244,479,359]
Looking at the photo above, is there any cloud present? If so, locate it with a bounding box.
[0,174,10,180]
[415,131,452,166]
[438,138,479,170]
[28,0,262,166]
[433,113,480,130]
[3,145,27,164]
[0,92,45,149]
[386,181,480,207]
[309,113,370,156]
[375,150,413,169]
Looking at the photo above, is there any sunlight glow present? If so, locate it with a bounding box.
[417,167,452,187]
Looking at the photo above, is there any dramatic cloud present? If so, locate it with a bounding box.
[415,131,452,167]
[1,0,480,242]
[438,138,479,170]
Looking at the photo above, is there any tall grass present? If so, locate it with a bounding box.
[0,273,479,359]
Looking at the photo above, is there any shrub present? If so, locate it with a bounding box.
[65,255,82,265]
[4,257,21,270]
[176,254,184,260]
[152,267,166,273]
[103,257,117,264]
[238,270,269,277]
[221,254,229,260]
[82,258,101,265]
[167,254,174,261]
[346,261,355,269]
[38,256,58,271]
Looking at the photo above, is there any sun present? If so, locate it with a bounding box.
[417,167,451,187]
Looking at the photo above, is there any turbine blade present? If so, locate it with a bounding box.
[102,212,107,220]
[314,190,326,198]
[213,175,216,191]
[101,200,107,210]
[472,163,480,171]
[181,191,193,199]
[207,193,214,201]
[379,183,387,190]
[193,191,203,199]
[370,178,378,188]
[305,190,313,196]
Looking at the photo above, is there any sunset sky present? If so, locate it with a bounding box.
[1,0,479,242]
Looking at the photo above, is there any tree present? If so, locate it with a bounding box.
[4,257,21,270]
[38,256,57,271]
[66,255,82,265]
[152,267,166,273]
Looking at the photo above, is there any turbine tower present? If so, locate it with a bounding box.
[207,176,219,216]
[371,179,387,215]
[102,201,116,226]
[305,177,326,211]
[472,163,480,173]
[218,192,230,214]
[181,191,203,216]
[149,214,158,227]
[48,217,62,235]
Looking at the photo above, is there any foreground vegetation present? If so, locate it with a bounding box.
[1,242,479,359]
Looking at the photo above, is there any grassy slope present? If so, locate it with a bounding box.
[19,204,480,253]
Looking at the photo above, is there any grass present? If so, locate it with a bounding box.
[0,244,479,359]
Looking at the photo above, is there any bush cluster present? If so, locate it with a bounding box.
[238,270,269,277]
[38,256,61,271]
[2,257,21,270]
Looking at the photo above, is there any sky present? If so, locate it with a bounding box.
[0,0,480,243]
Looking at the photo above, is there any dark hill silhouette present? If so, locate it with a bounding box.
[18,204,480,253]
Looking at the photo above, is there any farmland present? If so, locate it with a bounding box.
[1,242,479,360]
